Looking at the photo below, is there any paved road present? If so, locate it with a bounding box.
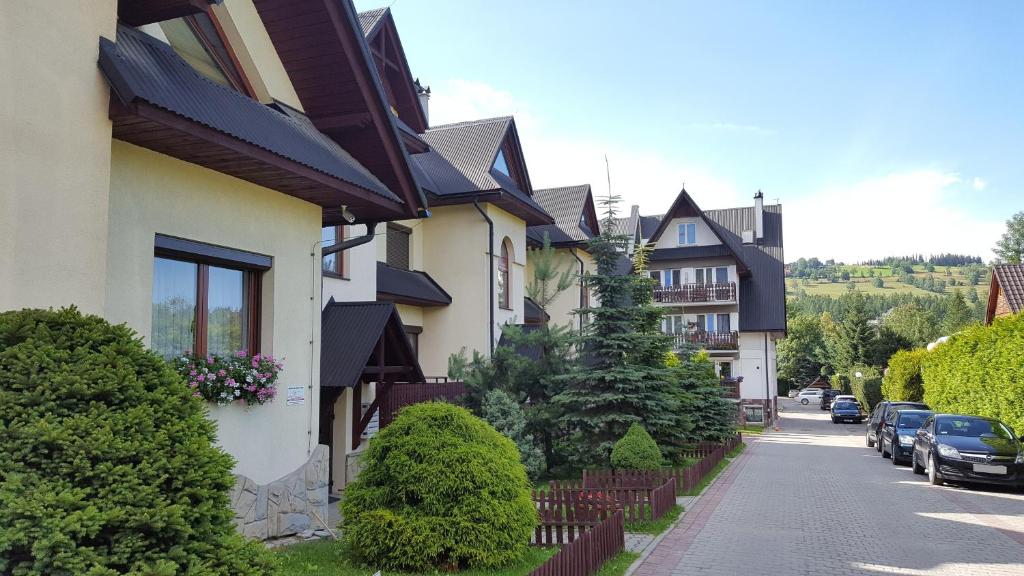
[632,399,1024,576]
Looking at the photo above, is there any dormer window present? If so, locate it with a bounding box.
[678,222,696,246]
[493,149,511,177]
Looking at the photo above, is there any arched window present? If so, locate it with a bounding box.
[498,238,512,309]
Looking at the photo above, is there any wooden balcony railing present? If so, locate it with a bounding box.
[668,330,739,350]
[653,282,736,304]
[719,378,741,399]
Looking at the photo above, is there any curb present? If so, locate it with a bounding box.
[623,437,757,576]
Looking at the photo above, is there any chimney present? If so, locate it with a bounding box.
[754,190,764,241]
[415,78,431,127]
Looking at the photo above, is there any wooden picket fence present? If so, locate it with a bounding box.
[528,510,625,576]
[532,476,676,537]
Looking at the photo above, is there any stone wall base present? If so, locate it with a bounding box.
[345,446,367,487]
[230,444,329,540]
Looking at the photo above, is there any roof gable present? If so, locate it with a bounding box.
[321,300,423,388]
[987,264,1024,322]
[648,188,749,273]
[252,0,427,220]
[530,184,599,245]
[358,7,427,133]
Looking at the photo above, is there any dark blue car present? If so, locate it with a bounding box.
[831,401,864,424]
[880,409,933,465]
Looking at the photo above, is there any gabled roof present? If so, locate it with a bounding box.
[611,205,640,239]
[357,7,428,133]
[376,262,452,307]
[99,24,406,225]
[321,300,423,388]
[413,117,553,226]
[253,0,428,220]
[987,264,1024,322]
[703,204,786,333]
[527,184,599,247]
[645,188,750,274]
[639,215,663,241]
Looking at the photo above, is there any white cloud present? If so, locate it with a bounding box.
[972,177,987,191]
[785,170,1001,262]
[426,79,747,216]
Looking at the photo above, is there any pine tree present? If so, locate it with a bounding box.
[554,195,682,466]
[831,291,874,374]
[940,289,974,335]
[527,232,578,312]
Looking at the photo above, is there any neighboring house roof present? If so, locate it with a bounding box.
[986,264,1024,323]
[703,204,786,333]
[639,215,663,241]
[376,262,452,307]
[497,324,544,361]
[357,7,388,35]
[523,297,550,325]
[413,117,553,226]
[98,24,406,225]
[253,0,428,219]
[321,300,423,388]
[527,184,600,247]
[610,205,641,242]
[357,7,428,133]
[648,244,737,262]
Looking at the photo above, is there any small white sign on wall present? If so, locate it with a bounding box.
[286,386,305,406]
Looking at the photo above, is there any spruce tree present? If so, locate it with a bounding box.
[554,195,681,466]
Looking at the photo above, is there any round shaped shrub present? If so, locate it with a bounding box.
[610,424,663,470]
[341,402,536,571]
[0,307,276,576]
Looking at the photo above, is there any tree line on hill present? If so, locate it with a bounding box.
[860,253,984,267]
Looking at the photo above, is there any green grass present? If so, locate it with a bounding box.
[681,444,745,496]
[276,541,558,576]
[738,424,764,435]
[595,551,641,576]
[726,442,747,459]
[624,504,683,534]
[787,264,989,300]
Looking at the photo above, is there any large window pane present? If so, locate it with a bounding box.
[322,226,337,273]
[152,258,197,358]
[207,266,247,355]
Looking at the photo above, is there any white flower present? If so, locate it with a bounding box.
[246,375,253,383]
[234,389,241,396]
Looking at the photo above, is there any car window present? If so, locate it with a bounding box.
[897,413,929,429]
[923,417,933,433]
[939,417,1013,439]
[834,402,858,410]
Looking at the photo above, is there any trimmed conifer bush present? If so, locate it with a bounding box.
[848,364,882,410]
[610,424,663,470]
[881,348,926,402]
[340,402,536,572]
[0,307,276,576]
[922,314,1024,433]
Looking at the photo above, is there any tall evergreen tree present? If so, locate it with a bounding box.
[940,289,974,335]
[555,195,681,466]
[831,291,874,374]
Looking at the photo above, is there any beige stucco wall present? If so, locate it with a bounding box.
[105,141,322,484]
[0,2,117,314]
[396,303,424,326]
[323,225,377,304]
[217,0,303,110]
[525,246,595,331]
[489,204,527,332]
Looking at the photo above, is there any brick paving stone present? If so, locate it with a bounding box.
[629,400,1024,576]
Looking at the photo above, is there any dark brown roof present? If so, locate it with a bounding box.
[990,264,1024,320]
[639,215,663,241]
[413,117,552,225]
[376,262,452,307]
[645,188,750,273]
[357,7,428,133]
[357,7,388,35]
[99,24,406,225]
[527,184,599,247]
[524,297,550,325]
[118,0,218,26]
[321,301,423,388]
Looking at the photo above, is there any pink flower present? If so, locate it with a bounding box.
[189,370,197,377]
[192,391,202,398]
[197,374,205,382]
[236,350,246,358]
[218,369,226,377]
[189,381,198,388]
[206,357,214,365]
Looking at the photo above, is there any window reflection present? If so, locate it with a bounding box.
[207,266,246,356]
[152,258,197,358]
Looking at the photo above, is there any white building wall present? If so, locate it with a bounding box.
[737,332,777,400]
[322,225,377,305]
[653,217,722,250]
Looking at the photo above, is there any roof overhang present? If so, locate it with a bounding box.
[321,301,424,388]
[376,263,452,307]
[253,0,428,219]
[118,0,221,26]
[428,190,554,227]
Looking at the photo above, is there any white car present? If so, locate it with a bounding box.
[834,395,859,405]
[796,388,824,405]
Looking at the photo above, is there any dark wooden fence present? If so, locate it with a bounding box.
[378,380,466,428]
[533,476,676,531]
[528,510,625,576]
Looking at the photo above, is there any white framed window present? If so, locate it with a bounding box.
[677,222,696,246]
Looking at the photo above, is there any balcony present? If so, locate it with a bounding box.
[719,378,741,399]
[654,282,736,305]
[668,330,739,351]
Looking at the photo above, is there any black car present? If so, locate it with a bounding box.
[831,401,864,423]
[880,409,933,465]
[912,414,1024,488]
[820,389,840,410]
[866,401,929,451]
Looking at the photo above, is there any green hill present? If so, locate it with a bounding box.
[786,264,990,300]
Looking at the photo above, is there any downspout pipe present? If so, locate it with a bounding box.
[322,222,378,257]
[569,247,585,333]
[473,199,495,355]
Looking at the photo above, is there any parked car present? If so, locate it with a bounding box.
[912,414,1024,488]
[866,401,929,450]
[787,388,800,398]
[880,409,933,465]
[834,395,858,405]
[831,401,864,424]
[796,388,824,405]
[819,389,841,410]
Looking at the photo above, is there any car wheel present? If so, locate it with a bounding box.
[866,432,875,448]
[892,450,902,466]
[801,398,809,405]
[928,453,944,486]
[876,438,882,452]
[912,451,925,475]
[831,417,837,423]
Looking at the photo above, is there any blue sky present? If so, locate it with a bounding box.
[355,0,1023,262]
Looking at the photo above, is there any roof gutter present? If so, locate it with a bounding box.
[570,247,585,333]
[322,222,378,257]
[473,198,495,355]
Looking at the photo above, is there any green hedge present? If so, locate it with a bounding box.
[340,402,536,572]
[0,307,276,576]
[610,423,662,470]
[848,364,882,410]
[882,348,926,402]
[922,314,1024,433]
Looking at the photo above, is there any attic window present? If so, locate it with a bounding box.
[158,14,251,95]
[493,149,511,177]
